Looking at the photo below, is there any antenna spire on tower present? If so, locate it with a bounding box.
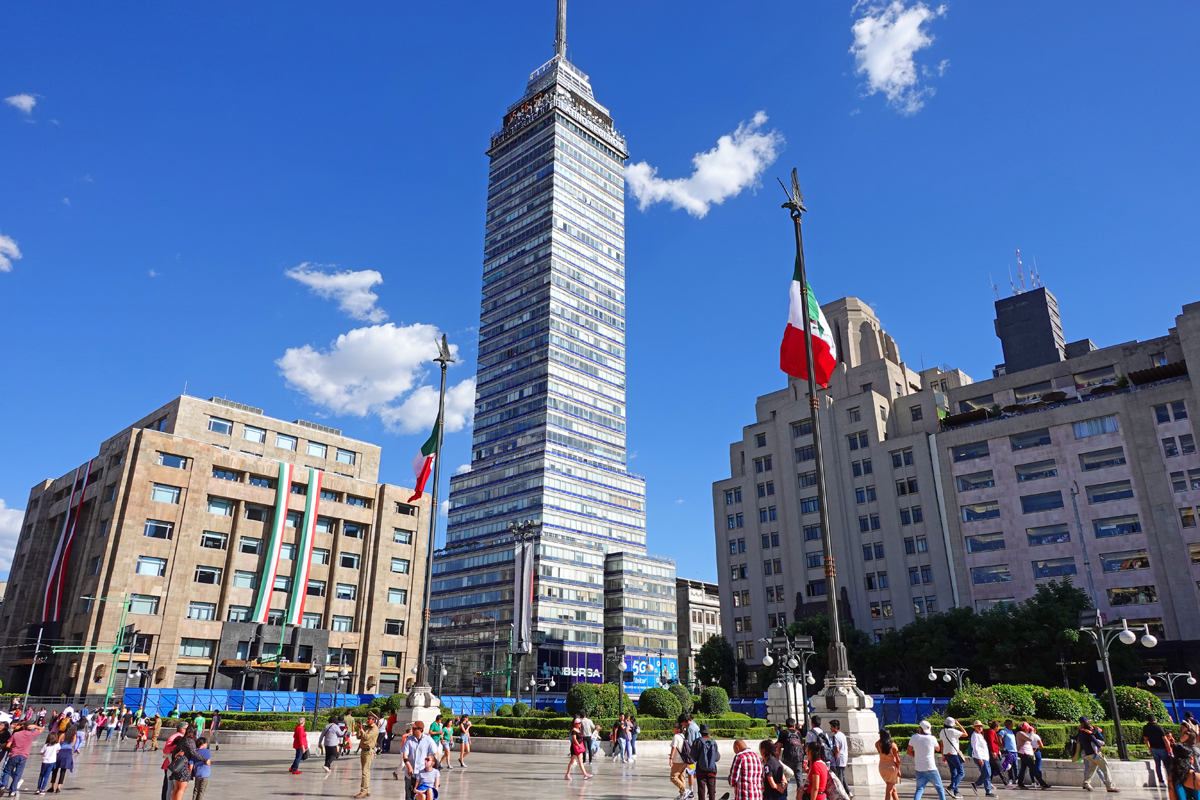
[555,0,567,57]
[989,273,999,301]
[1015,249,1026,293]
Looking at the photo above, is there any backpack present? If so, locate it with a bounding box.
[826,769,851,800]
[693,738,720,774]
[816,730,834,763]
[780,729,804,765]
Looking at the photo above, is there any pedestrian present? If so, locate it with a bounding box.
[1076,717,1118,793]
[1015,723,1049,790]
[290,718,308,774]
[690,723,721,800]
[1000,720,1019,785]
[37,709,46,728]
[438,714,453,770]
[876,727,901,800]
[760,739,788,800]
[384,712,397,754]
[413,753,440,800]
[151,713,163,751]
[122,706,134,743]
[829,720,850,795]
[48,727,74,795]
[779,718,804,776]
[1144,715,1171,787]
[160,723,187,800]
[459,713,472,767]
[940,717,968,798]
[105,712,116,741]
[908,720,947,800]
[135,716,149,751]
[729,739,764,800]
[1031,724,1046,778]
[36,730,60,795]
[630,714,640,760]
[191,736,212,800]
[1169,743,1200,800]
[209,710,221,751]
[612,713,628,762]
[166,739,194,800]
[668,720,688,796]
[808,715,833,764]
[0,721,11,775]
[343,710,356,755]
[353,711,380,799]
[1,720,43,795]
[399,721,438,800]
[566,717,592,780]
[193,711,205,739]
[969,720,996,797]
[684,713,701,798]
[985,721,1005,789]
[580,712,596,765]
[321,715,343,772]
[803,740,830,800]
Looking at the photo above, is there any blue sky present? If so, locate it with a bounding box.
[3,2,1199,584]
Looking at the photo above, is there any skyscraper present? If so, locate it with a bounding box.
[431,3,676,696]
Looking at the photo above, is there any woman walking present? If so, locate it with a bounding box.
[290,718,308,775]
[1169,743,1200,800]
[875,728,901,800]
[321,715,343,773]
[458,715,472,768]
[438,715,454,770]
[565,718,592,780]
[48,730,74,794]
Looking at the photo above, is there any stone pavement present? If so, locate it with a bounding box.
[27,740,1182,799]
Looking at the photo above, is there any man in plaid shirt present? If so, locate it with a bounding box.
[729,739,764,800]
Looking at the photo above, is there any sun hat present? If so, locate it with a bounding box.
[919,720,932,733]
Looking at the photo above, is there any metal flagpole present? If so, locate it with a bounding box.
[415,335,454,690]
[22,627,43,711]
[781,169,850,685]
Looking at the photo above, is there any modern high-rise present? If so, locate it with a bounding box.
[0,396,430,698]
[431,3,677,695]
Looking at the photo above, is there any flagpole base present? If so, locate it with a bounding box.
[813,673,882,788]
[398,684,442,729]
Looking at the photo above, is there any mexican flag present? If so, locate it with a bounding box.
[780,260,837,388]
[408,421,440,502]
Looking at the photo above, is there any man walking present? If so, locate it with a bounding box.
[830,720,851,797]
[969,720,996,797]
[729,739,764,800]
[0,720,42,795]
[354,712,379,798]
[909,721,947,800]
[1077,717,1118,793]
[398,720,438,800]
[1143,715,1171,787]
[685,713,701,798]
[150,713,163,751]
[690,724,721,800]
[581,712,596,764]
[777,718,805,778]
[940,717,968,798]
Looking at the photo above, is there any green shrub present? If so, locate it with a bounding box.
[367,694,406,714]
[1033,688,1086,722]
[565,683,634,719]
[494,704,514,717]
[638,687,682,720]
[990,685,1036,718]
[946,686,1002,722]
[885,724,922,737]
[511,702,530,718]
[1072,689,1106,721]
[699,687,730,716]
[669,684,694,715]
[1102,686,1170,723]
[1034,724,1068,748]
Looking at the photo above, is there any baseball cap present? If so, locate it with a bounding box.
[1079,716,1090,724]
[919,720,932,733]
[412,721,425,730]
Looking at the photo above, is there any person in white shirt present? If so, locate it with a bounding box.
[580,714,596,765]
[907,720,947,800]
[940,717,968,798]
[830,720,851,797]
[969,720,996,797]
[670,722,690,798]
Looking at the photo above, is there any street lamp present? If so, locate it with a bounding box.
[1145,671,1196,724]
[929,667,969,691]
[525,673,555,711]
[759,635,817,728]
[1079,611,1157,760]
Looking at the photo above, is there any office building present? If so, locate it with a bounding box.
[676,577,721,690]
[994,287,1067,375]
[0,395,430,697]
[430,3,678,695]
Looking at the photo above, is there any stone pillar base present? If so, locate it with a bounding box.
[814,677,883,788]
[396,684,442,729]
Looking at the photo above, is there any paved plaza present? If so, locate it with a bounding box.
[15,740,1181,800]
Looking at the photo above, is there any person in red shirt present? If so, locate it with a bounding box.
[985,721,1006,788]
[0,721,43,794]
[385,712,397,753]
[804,741,830,800]
[291,718,309,774]
[160,722,187,800]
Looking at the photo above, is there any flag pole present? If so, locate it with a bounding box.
[415,335,453,692]
[781,169,850,687]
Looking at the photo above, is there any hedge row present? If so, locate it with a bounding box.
[477,714,765,732]
[469,723,772,741]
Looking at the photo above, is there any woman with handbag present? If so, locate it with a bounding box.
[168,726,199,800]
[565,717,592,780]
[290,718,308,775]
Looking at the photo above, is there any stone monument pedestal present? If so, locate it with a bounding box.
[395,684,441,729]
[814,675,883,788]
[766,678,807,726]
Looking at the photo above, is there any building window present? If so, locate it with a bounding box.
[266,609,285,625]
[1155,402,1188,423]
[859,516,870,532]
[208,417,233,436]
[307,580,326,597]
[807,580,827,597]
[793,420,813,437]
[335,583,357,600]
[240,537,262,555]
[870,514,880,530]
[1165,438,1181,458]
[1086,481,1134,505]
[951,441,989,462]
[393,529,413,545]
[921,565,933,583]
[970,565,1012,584]
[904,537,916,555]
[207,497,234,516]
[1010,429,1052,451]
[852,462,862,477]
[290,483,307,496]
[285,511,302,528]
[754,456,773,473]
[340,552,361,569]
[727,515,736,530]
[962,502,1000,522]
[956,471,994,492]
[227,606,251,622]
[233,571,257,589]
[273,575,292,591]
[1033,557,1078,579]
[848,433,869,451]
[862,458,873,474]
[1183,509,1198,529]
[1020,491,1064,513]
[856,488,866,504]
[756,433,767,447]
[795,446,814,463]
[151,483,182,503]
[279,543,296,560]
[200,531,228,550]
[391,558,410,574]
[248,475,274,489]
[243,505,269,522]
[800,497,819,514]
[881,601,893,617]
[1015,460,1058,482]
[306,441,328,458]
[913,597,926,615]
[320,489,341,502]
[187,602,216,621]
[301,613,322,629]
[129,594,160,615]
[912,506,924,523]
[804,524,822,541]
[1108,586,1158,606]
[343,523,365,539]
[911,405,923,422]
[194,566,222,585]
[966,532,1005,553]
[143,519,174,540]
[848,408,861,423]
[315,517,334,534]
[1184,435,1198,456]
[346,495,370,508]
[1026,524,1071,546]
[909,567,920,585]
[900,508,912,525]
[1080,448,1126,472]
[179,638,215,658]
[276,434,297,451]
[1172,472,1188,492]
[330,615,353,632]
[157,453,188,469]
[385,618,404,636]
[806,551,823,569]
[312,547,330,565]
[862,544,874,561]
[1093,515,1141,538]
[98,519,110,537]
[916,536,928,553]
[1099,549,1149,572]
[136,556,167,577]
[1074,415,1119,439]
[388,588,408,604]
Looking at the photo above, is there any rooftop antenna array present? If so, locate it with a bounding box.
[1015,249,1027,293]
[989,273,1000,301]
[1032,256,1042,288]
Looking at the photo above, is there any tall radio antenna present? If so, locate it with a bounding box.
[1015,249,1027,293]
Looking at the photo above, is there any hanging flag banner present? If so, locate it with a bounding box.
[511,537,535,654]
[286,467,322,626]
[780,261,838,388]
[252,461,293,623]
[43,460,95,622]
[408,421,440,502]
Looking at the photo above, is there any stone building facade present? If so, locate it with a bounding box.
[676,577,720,690]
[0,395,429,697]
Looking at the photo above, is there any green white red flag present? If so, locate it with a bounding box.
[780,258,837,388]
[408,421,440,502]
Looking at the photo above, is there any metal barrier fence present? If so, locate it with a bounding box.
[122,689,371,716]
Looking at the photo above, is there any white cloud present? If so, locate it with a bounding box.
[675,499,685,504]
[0,233,22,273]
[453,464,471,476]
[850,1,947,115]
[440,500,450,516]
[4,94,35,114]
[626,111,784,218]
[0,500,23,575]
[286,263,388,322]
[62,198,70,206]
[148,269,158,278]
[277,322,475,435]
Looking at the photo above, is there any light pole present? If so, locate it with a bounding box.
[1145,671,1196,724]
[81,593,132,710]
[1079,610,1157,760]
[525,672,556,712]
[606,647,629,716]
[760,634,817,728]
[928,667,969,691]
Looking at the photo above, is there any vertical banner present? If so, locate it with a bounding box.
[252,461,293,623]
[511,538,534,654]
[43,460,94,622]
[286,468,321,625]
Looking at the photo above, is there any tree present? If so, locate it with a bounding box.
[696,635,736,692]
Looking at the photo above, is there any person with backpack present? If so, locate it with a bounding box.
[690,723,721,800]
[777,718,805,776]
[670,721,691,798]
[908,720,947,800]
[807,716,833,764]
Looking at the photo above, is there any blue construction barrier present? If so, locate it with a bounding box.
[122,689,373,716]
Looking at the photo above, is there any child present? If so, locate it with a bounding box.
[414,754,440,800]
[134,716,149,751]
[37,731,60,794]
[191,736,212,800]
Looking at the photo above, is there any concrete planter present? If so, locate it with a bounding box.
[898,754,1158,791]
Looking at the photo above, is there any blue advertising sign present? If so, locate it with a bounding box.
[536,649,604,690]
[623,655,678,694]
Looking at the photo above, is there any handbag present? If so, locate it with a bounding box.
[301,749,309,761]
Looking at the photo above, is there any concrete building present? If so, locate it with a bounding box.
[712,298,966,689]
[676,577,720,690]
[0,395,430,697]
[429,3,677,695]
[994,287,1067,375]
